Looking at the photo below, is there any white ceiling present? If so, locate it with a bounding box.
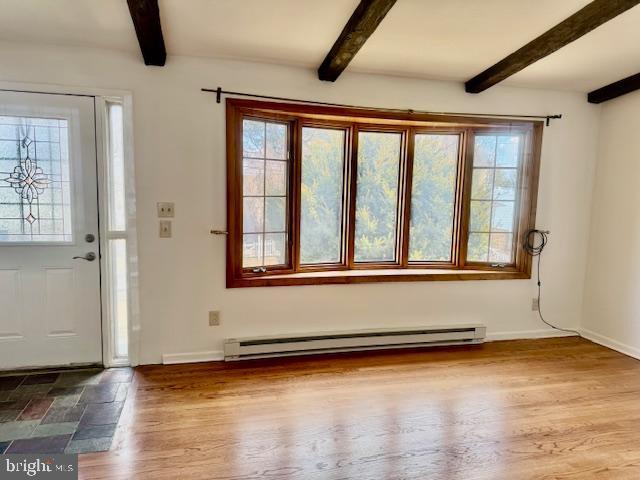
[1,0,639,92]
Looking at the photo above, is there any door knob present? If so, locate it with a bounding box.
[73,252,97,262]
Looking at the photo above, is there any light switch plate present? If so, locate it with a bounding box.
[157,202,175,218]
[209,311,220,326]
[159,220,172,238]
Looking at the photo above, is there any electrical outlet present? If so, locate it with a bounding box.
[532,298,539,311]
[209,311,220,326]
[159,220,172,238]
[157,202,175,218]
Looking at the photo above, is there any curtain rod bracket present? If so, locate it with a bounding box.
[546,114,562,126]
[216,87,222,104]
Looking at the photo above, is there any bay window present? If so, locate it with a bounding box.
[226,99,541,287]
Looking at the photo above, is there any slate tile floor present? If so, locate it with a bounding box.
[0,368,131,454]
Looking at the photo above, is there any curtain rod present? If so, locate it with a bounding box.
[202,87,563,126]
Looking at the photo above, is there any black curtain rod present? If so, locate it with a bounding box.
[202,87,563,126]
[0,88,94,98]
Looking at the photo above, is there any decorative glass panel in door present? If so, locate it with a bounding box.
[0,117,72,242]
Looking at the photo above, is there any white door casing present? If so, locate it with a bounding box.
[0,91,102,369]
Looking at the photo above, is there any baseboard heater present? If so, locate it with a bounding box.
[223,324,486,361]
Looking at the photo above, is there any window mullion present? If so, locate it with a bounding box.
[458,128,475,268]
[346,125,359,269]
[340,125,354,268]
[399,128,415,268]
[291,119,302,272]
[451,130,467,268]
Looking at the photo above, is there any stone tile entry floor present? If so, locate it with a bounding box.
[0,367,132,454]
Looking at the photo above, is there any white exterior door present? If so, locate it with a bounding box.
[0,91,102,369]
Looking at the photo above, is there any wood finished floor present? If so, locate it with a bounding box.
[78,337,640,479]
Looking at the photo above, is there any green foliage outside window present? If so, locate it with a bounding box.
[409,134,458,262]
[354,132,401,262]
[300,128,345,264]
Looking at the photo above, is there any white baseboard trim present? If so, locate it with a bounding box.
[579,328,640,361]
[162,350,224,365]
[486,328,577,342]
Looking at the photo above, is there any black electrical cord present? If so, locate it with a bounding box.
[524,230,580,336]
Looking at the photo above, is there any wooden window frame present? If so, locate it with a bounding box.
[226,99,543,288]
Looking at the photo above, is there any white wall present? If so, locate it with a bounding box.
[582,91,640,358]
[0,42,600,364]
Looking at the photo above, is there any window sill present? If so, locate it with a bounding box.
[228,268,530,288]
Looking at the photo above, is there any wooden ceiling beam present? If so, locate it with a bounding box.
[465,0,640,94]
[318,0,397,82]
[127,0,166,66]
[588,72,640,103]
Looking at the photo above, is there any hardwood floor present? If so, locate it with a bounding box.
[78,337,640,479]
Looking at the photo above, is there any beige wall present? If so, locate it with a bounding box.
[582,90,640,357]
[0,42,601,364]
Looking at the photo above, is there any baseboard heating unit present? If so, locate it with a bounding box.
[223,324,486,361]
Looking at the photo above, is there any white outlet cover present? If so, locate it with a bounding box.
[157,202,175,218]
[532,298,539,311]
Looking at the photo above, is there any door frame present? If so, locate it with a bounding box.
[0,81,140,368]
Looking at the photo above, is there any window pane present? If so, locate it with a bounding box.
[0,116,73,243]
[265,233,286,265]
[243,233,263,268]
[265,160,286,196]
[491,201,515,232]
[241,118,289,269]
[469,201,491,231]
[242,120,265,158]
[473,136,496,167]
[109,239,129,359]
[467,133,522,264]
[467,233,489,262]
[243,197,263,233]
[354,131,402,262]
[494,169,517,200]
[243,159,264,196]
[471,169,493,200]
[265,197,285,232]
[409,134,459,262]
[266,123,287,159]
[300,127,345,264]
[107,103,126,231]
[489,233,513,263]
[496,136,520,167]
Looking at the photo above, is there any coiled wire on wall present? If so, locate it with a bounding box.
[524,230,580,336]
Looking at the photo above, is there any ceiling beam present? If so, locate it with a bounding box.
[127,0,166,66]
[318,0,397,82]
[465,0,640,94]
[588,72,640,103]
